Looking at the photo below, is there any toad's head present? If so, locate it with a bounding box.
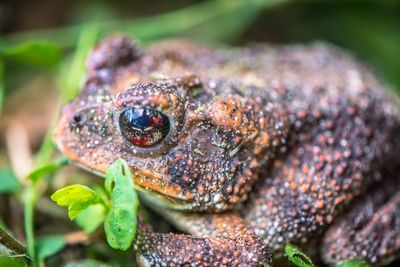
[55,36,288,211]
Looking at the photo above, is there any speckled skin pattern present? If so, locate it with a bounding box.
[55,35,400,266]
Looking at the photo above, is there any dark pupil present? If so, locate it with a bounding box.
[119,106,170,147]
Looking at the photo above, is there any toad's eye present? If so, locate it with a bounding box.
[119,106,170,147]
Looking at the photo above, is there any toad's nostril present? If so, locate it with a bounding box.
[73,114,82,123]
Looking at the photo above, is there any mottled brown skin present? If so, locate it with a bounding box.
[55,35,400,266]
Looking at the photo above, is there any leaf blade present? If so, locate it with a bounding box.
[103,159,139,250]
[27,158,69,183]
[284,243,315,267]
[58,23,99,102]
[35,235,66,261]
[75,204,106,234]
[0,60,3,114]
[2,41,61,68]
[0,169,20,194]
[51,184,101,220]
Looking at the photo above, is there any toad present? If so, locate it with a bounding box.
[54,35,400,266]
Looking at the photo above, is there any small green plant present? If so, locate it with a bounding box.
[51,159,139,250]
[284,244,372,267]
[284,243,315,267]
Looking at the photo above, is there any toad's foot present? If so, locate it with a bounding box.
[135,212,271,267]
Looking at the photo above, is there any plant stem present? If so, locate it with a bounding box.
[0,226,27,256]
[59,23,99,102]
[23,185,37,264]
[34,117,58,167]
[0,60,4,116]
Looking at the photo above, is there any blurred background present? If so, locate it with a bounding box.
[0,0,399,266]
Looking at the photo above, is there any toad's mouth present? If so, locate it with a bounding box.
[75,161,195,210]
[129,168,196,210]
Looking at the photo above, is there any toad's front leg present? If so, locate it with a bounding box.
[135,212,271,267]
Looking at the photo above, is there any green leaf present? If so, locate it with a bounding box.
[180,0,265,43]
[0,169,20,194]
[2,0,286,49]
[36,235,65,261]
[0,257,25,267]
[335,260,371,267]
[23,185,37,260]
[76,204,106,234]
[284,243,315,267]
[2,41,61,68]
[35,116,59,167]
[58,23,98,102]
[51,184,102,219]
[27,158,69,183]
[0,59,4,114]
[104,159,139,250]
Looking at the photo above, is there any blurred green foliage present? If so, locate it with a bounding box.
[0,169,20,193]
[0,41,60,68]
[0,0,399,101]
[257,0,400,93]
[35,235,66,264]
[0,60,4,113]
[2,0,268,46]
